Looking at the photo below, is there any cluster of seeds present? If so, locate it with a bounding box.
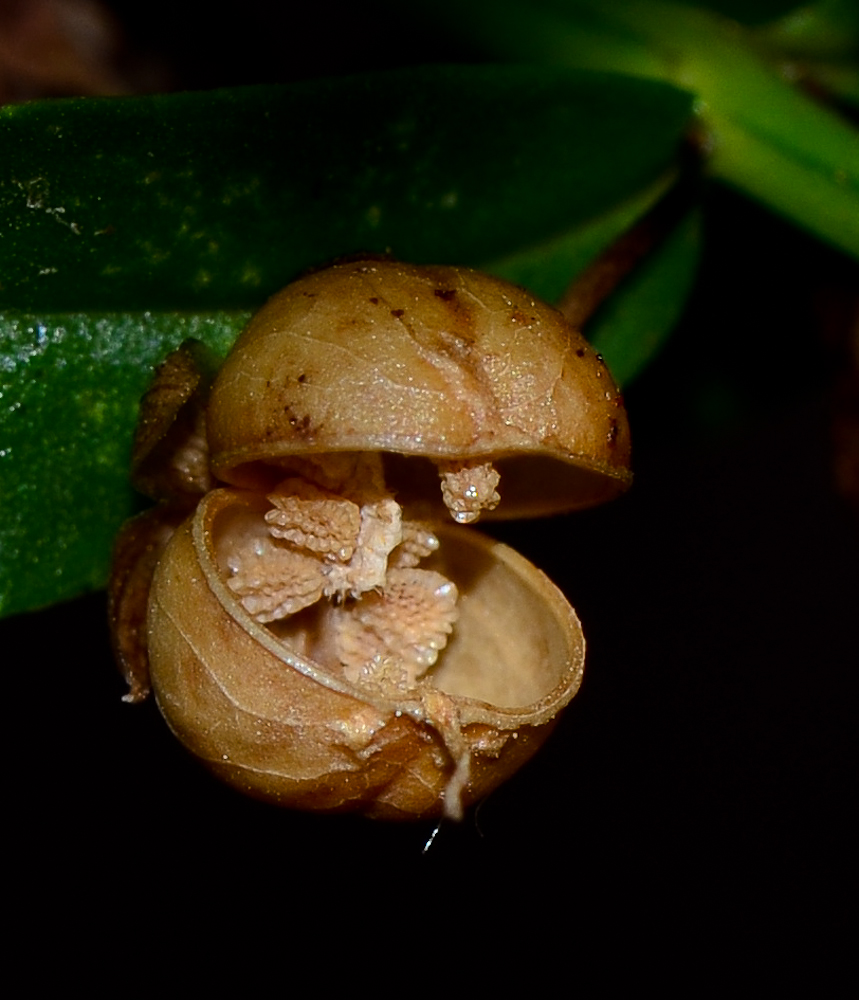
[221,452,501,696]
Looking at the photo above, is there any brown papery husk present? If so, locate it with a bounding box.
[146,488,585,820]
[205,260,632,518]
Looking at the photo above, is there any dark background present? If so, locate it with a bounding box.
[5,0,856,949]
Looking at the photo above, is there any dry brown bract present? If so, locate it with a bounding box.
[109,258,632,820]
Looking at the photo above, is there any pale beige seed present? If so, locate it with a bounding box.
[389,521,441,569]
[268,455,404,598]
[315,495,401,599]
[335,567,459,692]
[223,524,326,622]
[437,459,501,524]
[266,477,361,560]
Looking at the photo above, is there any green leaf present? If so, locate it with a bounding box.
[424,0,859,260]
[480,170,677,304]
[562,0,859,258]
[755,0,859,57]
[587,207,702,386]
[0,66,693,311]
[0,311,247,617]
[0,66,694,617]
[706,109,859,254]
[754,0,859,108]
[678,1,805,25]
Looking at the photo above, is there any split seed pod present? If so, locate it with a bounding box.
[110,259,631,820]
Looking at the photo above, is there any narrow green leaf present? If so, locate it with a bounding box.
[0,66,693,311]
[707,111,859,257]
[755,0,859,57]
[554,0,859,258]
[755,0,859,108]
[429,0,859,260]
[680,1,805,26]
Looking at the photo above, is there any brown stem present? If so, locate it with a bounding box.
[558,166,699,329]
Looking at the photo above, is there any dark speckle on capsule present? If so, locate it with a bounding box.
[434,288,457,301]
[297,373,308,384]
[391,308,405,318]
[575,348,586,358]
[289,414,312,434]
[281,402,313,436]
[369,297,379,305]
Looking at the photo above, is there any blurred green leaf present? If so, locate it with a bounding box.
[755,0,859,108]
[587,207,702,386]
[481,170,677,304]
[423,0,859,259]
[683,1,805,25]
[755,0,859,56]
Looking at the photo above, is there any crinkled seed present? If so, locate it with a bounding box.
[266,477,361,560]
[437,459,501,524]
[222,521,325,622]
[335,567,459,692]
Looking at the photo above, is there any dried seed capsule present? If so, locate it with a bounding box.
[111,259,632,820]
